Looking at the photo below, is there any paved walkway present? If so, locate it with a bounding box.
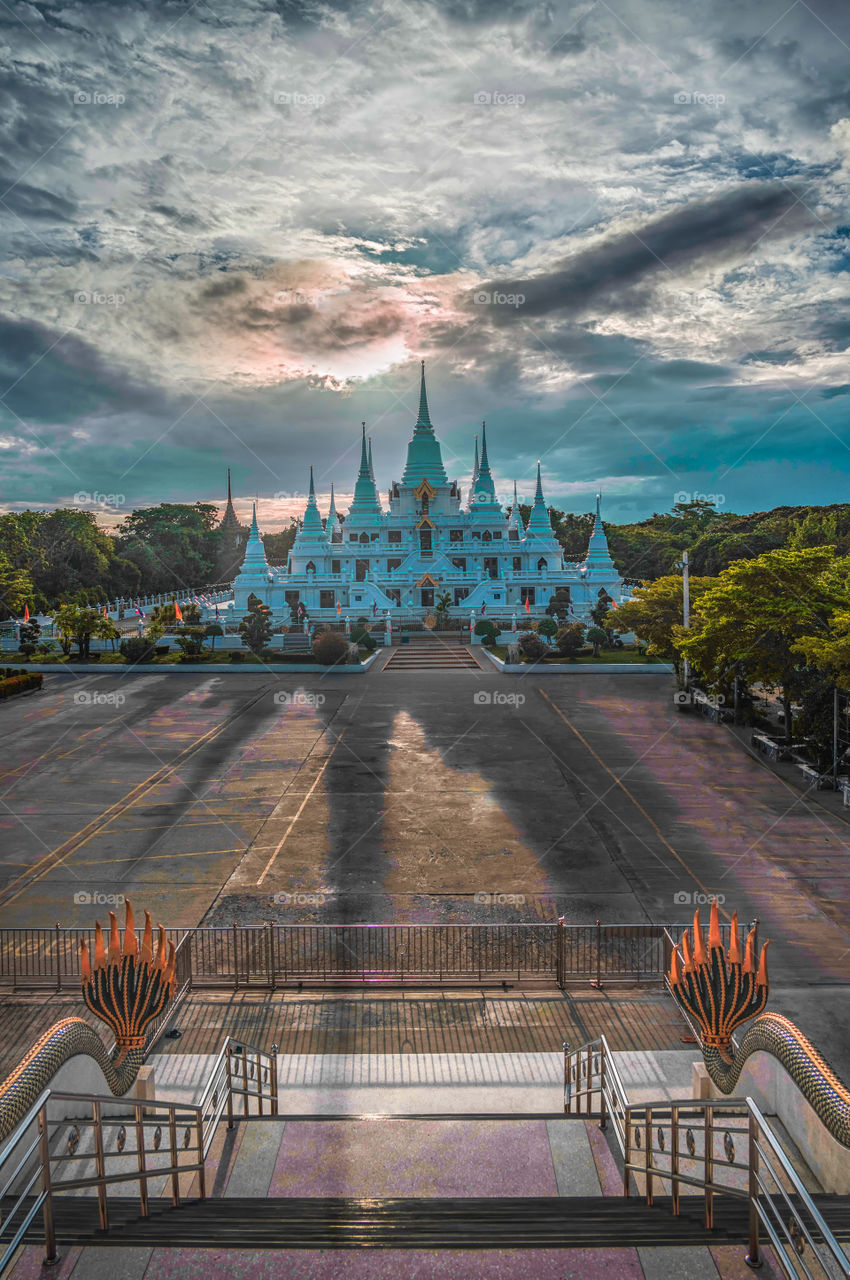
[3,670,850,1070]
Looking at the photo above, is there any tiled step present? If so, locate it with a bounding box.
[383,646,480,669]
[19,1192,830,1249]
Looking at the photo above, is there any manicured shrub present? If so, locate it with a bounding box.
[313,630,351,666]
[517,631,547,662]
[350,625,376,652]
[120,637,156,664]
[555,622,585,660]
[0,672,42,699]
[474,619,499,646]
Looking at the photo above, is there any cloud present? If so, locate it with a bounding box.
[472,184,822,321]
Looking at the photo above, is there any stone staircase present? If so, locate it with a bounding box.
[383,642,481,669]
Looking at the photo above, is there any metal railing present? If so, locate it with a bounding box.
[196,1037,279,1158]
[0,1087,205,1271]
[563,1036,850,1279]
[0,921,688,992]
[0,1034,278,1273]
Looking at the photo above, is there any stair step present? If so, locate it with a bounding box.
[19,1194,850,1250]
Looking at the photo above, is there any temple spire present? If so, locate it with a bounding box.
[358,422,370,477]
[467,433,480,508]
[350,422,383,516]
[219,467,242,533]
[470,420,499,513]
[368,437,375,481]
[478,421,492,476]
[238,500,270,575]
[526,460,555,539]
[416,359,431,427]
[401,360,448,485]
[509,480,526,538]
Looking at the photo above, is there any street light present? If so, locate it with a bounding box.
[675,550,690,692]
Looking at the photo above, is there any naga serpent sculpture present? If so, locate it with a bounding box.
[0,901,176,1142]
[669,900,850,1147]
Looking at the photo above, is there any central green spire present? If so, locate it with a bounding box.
[416,359,431,427]
[401,360,448,486]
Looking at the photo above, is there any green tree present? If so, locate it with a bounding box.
[94,615,121,652]
[536,616,558,641]
[435,592,453,629]
[205,622,223,652]
[613,575,717,678]
[18,618,41,657]
[556,622,585,660]
[174,626,208,658]
[0,550,34,621]
[53,605,104,658]
[116,503,220,594]
[679,547,842,741]
[239,593,273,656]
[586,626,608,657]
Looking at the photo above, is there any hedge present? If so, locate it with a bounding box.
[0,672,43,700]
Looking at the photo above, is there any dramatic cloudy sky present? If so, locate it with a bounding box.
[2,0,850,528]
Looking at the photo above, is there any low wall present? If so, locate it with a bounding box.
[15,654,380,674]
[705,1050,850,1193]
[481,650,674,675]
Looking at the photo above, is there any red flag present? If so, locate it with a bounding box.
[336,601,341,615]
[23,604,29,622]
[103,606,108,619]
[524,596,531,614]
[174,601,183,623]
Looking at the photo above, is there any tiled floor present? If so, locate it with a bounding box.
[8,1243,789,1279]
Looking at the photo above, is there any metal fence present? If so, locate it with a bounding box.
[0,921,702,992]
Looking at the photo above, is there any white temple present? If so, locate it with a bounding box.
[233,364,623,623]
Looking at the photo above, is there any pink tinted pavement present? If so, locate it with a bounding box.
[268,1118,559,1198]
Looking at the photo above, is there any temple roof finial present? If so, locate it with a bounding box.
[416,360,431,428]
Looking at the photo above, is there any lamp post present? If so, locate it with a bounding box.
[679,550,691,692]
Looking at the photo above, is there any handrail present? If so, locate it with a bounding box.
[564,1034,850,1279]
[196,1036,278,1157]
[0,1035,278,1274]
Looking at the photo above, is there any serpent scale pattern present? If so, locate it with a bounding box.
[0,902,175,1142]
[670,902,850,1148]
